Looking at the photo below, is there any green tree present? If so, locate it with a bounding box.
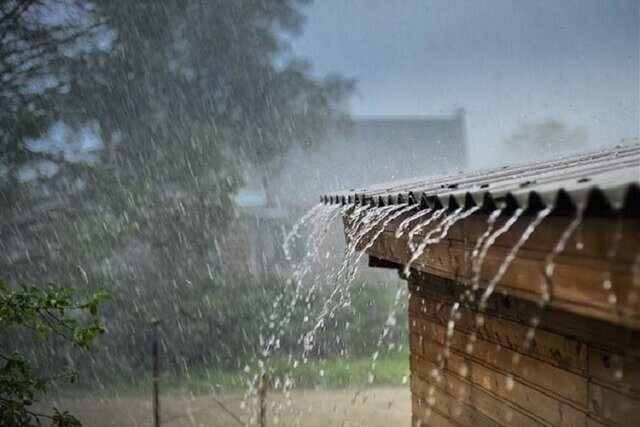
[0,0,106,174]
[0,0,354,386]
[0,279,109,426]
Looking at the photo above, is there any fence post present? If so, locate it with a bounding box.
[258,372,268,427]
[152,320,160,427]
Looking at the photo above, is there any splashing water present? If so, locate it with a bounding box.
[291,205,346,284]
[514,209,582,362]
[368,287,405,380]
[404,208,450,269]
[346,203,375,235]
[438,209,502,380]
[425,207,550,411]
[338,205,400,282]
[478,207,552,309]
[469,209,503,277]
[401,206,484,393]
[462,208,525,356]
[307,203,413,367]
[471,208,525,292]
[403,207,481,277]
[473,206,549,373]
[399,207,483,403]
[264,204,344,357]
[395,207,430,238]
[346,203,416,282]
[283,203,324,262]
[248,203,345,422]
[295,204,376,329]
[331,204,408,323]
[540,211,583,305]
[424,209,503,391]
[407,208,445,251]
[444,209,503,319]
[301,204,404,361]
[602,215,624,307]
[340,285,408,422]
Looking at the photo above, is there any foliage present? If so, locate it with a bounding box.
[0,0,107,169]
[1,0,354,182]
[0,0,354,327]
[5,274,407,393]
[152,274,408,373]
[0,279,109,426]
[161,352,409,394]
[0,0,356,402]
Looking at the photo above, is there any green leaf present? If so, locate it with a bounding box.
[0,278,108,424]
[34,318,48,342]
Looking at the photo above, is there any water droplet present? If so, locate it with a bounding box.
[505,375,515,391]
[614,369,623,380]
[458,364,468,377]
[505,409,515,422]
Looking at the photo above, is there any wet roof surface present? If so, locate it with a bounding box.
[321,141,640,216]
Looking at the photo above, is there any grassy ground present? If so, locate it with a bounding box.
[163,352,410,393]
[43,354,411,426]
[51,352,409,399]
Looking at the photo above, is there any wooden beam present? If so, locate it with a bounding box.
[346,211,640,329]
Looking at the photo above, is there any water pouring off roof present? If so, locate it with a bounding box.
[317,141,640,426]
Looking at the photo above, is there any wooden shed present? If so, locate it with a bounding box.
[322,143,640,426]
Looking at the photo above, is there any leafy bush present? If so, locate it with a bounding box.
[1,273,407,397]
[0,280,109,426]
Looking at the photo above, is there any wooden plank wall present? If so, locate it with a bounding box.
[408,272,640,427]
[355,213,640,329]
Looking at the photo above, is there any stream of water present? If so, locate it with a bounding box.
[267,200,607,424]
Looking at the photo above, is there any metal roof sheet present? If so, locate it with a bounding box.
[321,141,640,216]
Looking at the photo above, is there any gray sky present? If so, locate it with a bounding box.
[291,0,639,166]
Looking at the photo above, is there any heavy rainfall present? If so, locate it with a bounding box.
[1,1,639,427]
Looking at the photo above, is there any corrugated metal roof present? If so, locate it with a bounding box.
[321,141,640,216]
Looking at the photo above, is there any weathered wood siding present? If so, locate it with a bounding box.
[353,213,640,329]
[408,272,640,427]
[348,208,640,426]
